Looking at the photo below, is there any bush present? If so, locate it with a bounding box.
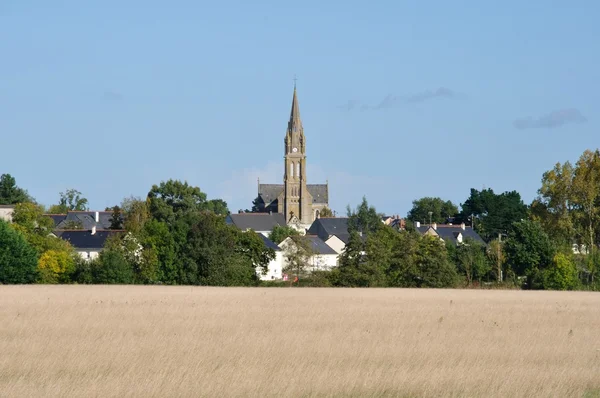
[37,250,76,284]
[544,253,578,290]
[0,220,38,284]
[92,250,135,284]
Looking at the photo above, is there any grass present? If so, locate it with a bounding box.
[1,286,600,397]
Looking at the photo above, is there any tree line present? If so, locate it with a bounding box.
[1,147,600,290]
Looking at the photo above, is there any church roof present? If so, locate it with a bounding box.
[258,184,328,205]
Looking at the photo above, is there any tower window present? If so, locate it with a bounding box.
[290,162,294,178]
[297,162,300,178]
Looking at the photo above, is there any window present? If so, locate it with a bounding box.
[290,162,294,177]
[296,162,300,178]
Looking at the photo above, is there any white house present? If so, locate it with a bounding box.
[54,227,123,261]
[0,205,15,223]
[280,235,339,272]
[256,234,285,280]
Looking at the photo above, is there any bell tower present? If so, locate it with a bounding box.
[283,83,312,224]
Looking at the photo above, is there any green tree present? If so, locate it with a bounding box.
[147,180,209,223]
[282,235,314,280]
[49,189,88,213]
[109,205,124,229]
[269,224,300,244]
[121,196,150,234]
[347,196,382,236]
[205,199,230,216]
[0,220,38,284]
[505,220,555,287]
[237,231,276,278]
[320,207,334,217]
[413,236,458,288]
[0,174,32,205]
[331,231,367,286]
[92,250,135,284]
[406,197,458,224]
[487,238,506,282]
[455,238,491,285]
[459,188,529,242]
[544,253,578,290]
[11,202,74,253]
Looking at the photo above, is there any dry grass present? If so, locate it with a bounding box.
[1,286,600,397]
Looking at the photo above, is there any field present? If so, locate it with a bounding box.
[1,286,600,397]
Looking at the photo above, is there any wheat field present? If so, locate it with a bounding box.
[1,286,599,397]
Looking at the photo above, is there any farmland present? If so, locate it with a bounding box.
[1,286,599,397]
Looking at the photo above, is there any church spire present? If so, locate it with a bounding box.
[289,81,301,123]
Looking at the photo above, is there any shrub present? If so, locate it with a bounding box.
[0,220,38,284]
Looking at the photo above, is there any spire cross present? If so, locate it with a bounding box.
[293,75,297,87]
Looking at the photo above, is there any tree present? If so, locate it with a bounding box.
[531,161,576,247]
[544,253,578,290]
[206,199,229,216]
[455,238,491,285]
[109,206,124,229]
[121,196,150,234]
[269,224,300,245]
[282,235,314,280]
[0,174,32,205]
[487,238,505,282]
[459,188,528,242]
[0,220,38,284]
[147,180,209,223]
[331,231,367,286]
[92,250,135,284]
[11,202,73,254]
[237,232,275,278]
[505,220,555,287]
[37,250,76,284]
[49,189,88,213]
[413,236,458,288]
[347,196,382,236]
[320,207,334,218]
[406,197,458,224]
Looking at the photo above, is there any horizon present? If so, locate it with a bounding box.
[1,1,597,216]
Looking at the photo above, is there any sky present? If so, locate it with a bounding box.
[1,1,598,216]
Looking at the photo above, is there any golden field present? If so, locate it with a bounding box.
[1,286,600,397]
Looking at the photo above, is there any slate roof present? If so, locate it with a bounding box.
[226,212,286,232]
[306,217,349,240]
[258,233,281,251]
[305,235,339,255]
[52,211,118,230]
[258,184,329,205]
[54,230,123,250]
[46,214,67,226]
[416,225,485,244]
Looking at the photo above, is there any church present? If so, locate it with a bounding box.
[254,85,329,227]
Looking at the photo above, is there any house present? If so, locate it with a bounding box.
[54,227,124,260]
[225,212,287,236]
[0,205,15,222]
[256,234,285,280]
[414,222,485,245]
[280,235,339,272]
[307,217,350,242]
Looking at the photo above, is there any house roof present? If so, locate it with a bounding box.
[258,233,281,251]
[0,205,16,209]
[54,230,123,250]
[226,212,286,232]
[306,217,349,240]
[258,184,329,205]
[417,225,485,244]
[305,236,338,255]
[51,211,119,230]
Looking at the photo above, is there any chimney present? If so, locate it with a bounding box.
[415,221,420,228]
[95,211,99,223]
[91,226,96,235]
[460,222,465,230]
[432,223,437,230]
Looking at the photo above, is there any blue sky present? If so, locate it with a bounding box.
[1,1,598,216]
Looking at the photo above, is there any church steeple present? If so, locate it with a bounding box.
[289,84,301,124]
